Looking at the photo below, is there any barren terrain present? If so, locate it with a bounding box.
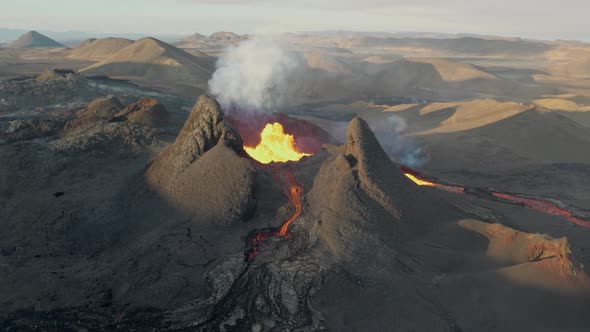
[1,31,590,331]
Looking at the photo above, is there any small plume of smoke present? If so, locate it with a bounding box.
[372,114,428,168]
[385,114,407,134]
[208,36,307,111]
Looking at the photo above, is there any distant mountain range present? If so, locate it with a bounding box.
[3,28,582,47]
[0,28,184,45]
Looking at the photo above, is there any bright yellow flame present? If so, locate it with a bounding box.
[245,122,312,164]
[404,173,436,186]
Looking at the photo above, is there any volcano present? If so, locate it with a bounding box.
[7,30,65,48]
[2,95,590,331]
[140,96,590,330]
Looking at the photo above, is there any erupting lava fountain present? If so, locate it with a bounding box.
[244,122,312,164]
[242,121,312,260]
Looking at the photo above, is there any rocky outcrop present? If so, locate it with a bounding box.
[63,95,123,132]
[52,122,159,154]
[55,95,165,154]
[0,72,92,112]
[346,117,416,219]
[35,69,78,82]
[170,254,324,331]
[459,219,572,264]
[0,118,64,143]
[458,219,590,293]
[113,98,169,127]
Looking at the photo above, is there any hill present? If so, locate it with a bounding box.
[67,37,133,60]
[174,31,247,50]
[413,108,590,174]
[175,32,206,46]
[398,99,533,134]
[7,30,65,48]
[80,37,214,96]
[409,58,498,82]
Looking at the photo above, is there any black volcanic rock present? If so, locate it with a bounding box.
[35,69,77,82]
[56,95,161,154]
[0,118,64,143]
[7,31,65,48]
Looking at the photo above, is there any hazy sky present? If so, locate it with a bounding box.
[1,0,588,40]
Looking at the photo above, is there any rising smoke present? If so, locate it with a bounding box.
[370,114,428,168]
[208,36,428,168]
[208,37,308,111]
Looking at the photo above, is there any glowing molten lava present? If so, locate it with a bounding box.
[244,171,305,262]
[279,172,304,236]
[244,122,311,164]
[402,167,465,194]
[404,173,436,186]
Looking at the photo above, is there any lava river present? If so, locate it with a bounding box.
[401,166,590,228]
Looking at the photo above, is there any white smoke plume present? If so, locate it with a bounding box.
[208,35,428,168]
[372,114,428,168]
[208,36,307,111]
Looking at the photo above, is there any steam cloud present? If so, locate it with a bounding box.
[372,114,428,168]
[208,36,428,168]
[208,37,307,111]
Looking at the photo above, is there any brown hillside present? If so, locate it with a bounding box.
[80,37,214,96]
[68,38,133,61]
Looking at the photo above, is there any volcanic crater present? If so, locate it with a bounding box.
[2,94,590,331]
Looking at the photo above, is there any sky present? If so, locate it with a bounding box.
[1,0,589,41]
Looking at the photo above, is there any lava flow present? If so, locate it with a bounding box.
[401,166,590,228]
[279,172,304,236]
[243,122,310,262]
[492,193,590,228]
[244,122,311,164]
[244,171,305,262]
[401,166,465,194]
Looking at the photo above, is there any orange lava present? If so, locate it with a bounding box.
[403,171,465,193]
[244,171,305,262]
[404,173,436,186]
[244,122,311,164]
[492,193,590,228]
[279,172,304,236]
